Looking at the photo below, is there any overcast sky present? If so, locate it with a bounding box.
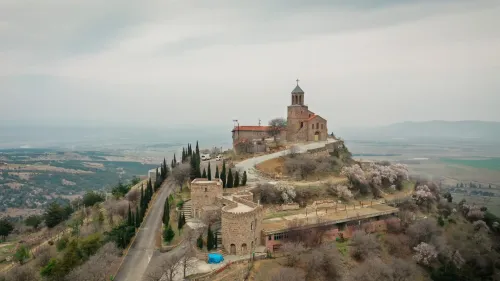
[1,0,499,129]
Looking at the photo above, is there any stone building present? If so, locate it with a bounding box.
[190,178,223,220]
[286,80,328,142]
[190,178,263,256]
[189,178,399,256]
[232,80,328,152]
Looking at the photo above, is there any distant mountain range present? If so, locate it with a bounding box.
[335,121,500,141]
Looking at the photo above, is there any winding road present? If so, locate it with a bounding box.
[235,140,331,183]
[114,179,174,281]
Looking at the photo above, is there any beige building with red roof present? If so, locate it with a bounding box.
[232,81,328,152]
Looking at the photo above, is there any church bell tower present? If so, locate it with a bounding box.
[291,79,304,105]
[286,79,309,142]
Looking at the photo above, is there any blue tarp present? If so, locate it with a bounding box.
[207,253,224,264]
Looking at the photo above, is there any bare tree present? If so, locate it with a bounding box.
[268,118,287,143]
[350,258,393,281]
[391,258,417,281]
[281,242,306,266]
[171,164,191,190]
[145,252,183,281]
[284,155,317,180]
[385,234,411,258]
[269,267,305,281]
[406,218,440,247]
[33,245,53,268]
[303,248,325,280]
[66,242,121,281]
[4,265,40,281]
[350,231,381,261]
[126,188,140,205]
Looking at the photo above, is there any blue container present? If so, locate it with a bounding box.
[207,253,224,264]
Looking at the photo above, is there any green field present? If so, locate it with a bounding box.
[440,157,500,171]
[451,193,500,217]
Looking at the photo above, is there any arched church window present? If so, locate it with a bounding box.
[316,123,319,129]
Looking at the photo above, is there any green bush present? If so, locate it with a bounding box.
[82,191,105,207]
[176,199,184,209]
[56,236,69,252]
[13,245,30,264]
[438,216,445,227]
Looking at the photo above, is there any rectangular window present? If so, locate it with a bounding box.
[312,124,314,129]
[268,235,272,241]
[338,223,346,231]
[321,124,324,129]
[300,122,303,128]
[274,233,284,240]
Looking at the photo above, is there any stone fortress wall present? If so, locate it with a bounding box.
[220,192,263,256]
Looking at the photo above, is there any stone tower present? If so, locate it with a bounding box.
[286,79,310,142]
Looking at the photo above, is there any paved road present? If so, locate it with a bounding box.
[235,140,331,183]
[114,180,174,281]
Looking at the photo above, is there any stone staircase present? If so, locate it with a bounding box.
[181,199,193,221]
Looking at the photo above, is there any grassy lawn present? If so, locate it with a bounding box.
[335,239,349,257]
[440,157,500,171]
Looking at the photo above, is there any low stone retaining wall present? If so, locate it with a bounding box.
[280,203,300,211]
[186,254,267,281]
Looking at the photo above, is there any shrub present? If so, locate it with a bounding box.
[56,236,69,252]
[438,216,445,227]
[13,245,30,265]
[82,191,105,207]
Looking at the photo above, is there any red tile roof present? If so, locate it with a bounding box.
[232,126,271,132]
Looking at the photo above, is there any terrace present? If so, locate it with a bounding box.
[262,203,398,234]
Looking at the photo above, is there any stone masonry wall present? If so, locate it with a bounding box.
[221,205,263,256]
[191,179,223,219]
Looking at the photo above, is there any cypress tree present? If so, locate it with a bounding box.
[207,162,212,181]
[242,171,247,186]
[195,141,200,158]
[163,158,167,175]
[234,171,240,187]
[188,144,192,157]
[207,224,214,251]
[202,168,207,178]
[226,168,233,188]
[197,234,203,249]
[140,185,145,208]
[135,206,140,228]
[181,148,186,163]
[178,212,183,230]
[171,159,175,169]
[127,204,133,226]
[215,165,219,179]
[190,155,197,180]
[163,198,170,225]
[163,224,175,243]
[155,168,159,190]
[221,160,226,187]
[173,154,177,168]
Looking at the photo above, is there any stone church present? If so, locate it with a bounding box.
[286,80,328,142]
[232,80,328,151]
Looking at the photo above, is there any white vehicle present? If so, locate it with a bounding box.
[215,155,223,161]
[201,154,211,161]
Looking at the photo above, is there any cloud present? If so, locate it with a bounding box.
[0,0,499,128]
